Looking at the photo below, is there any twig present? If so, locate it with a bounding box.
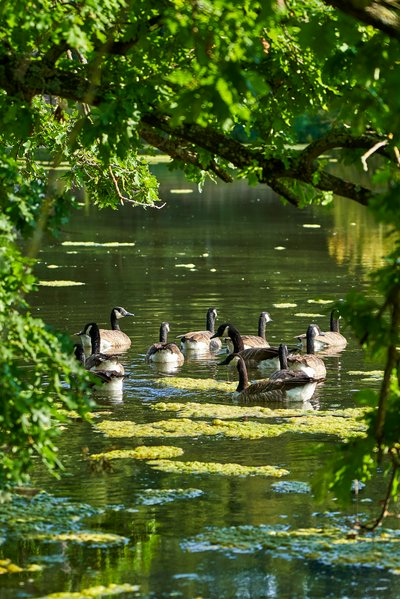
[108,166,165,209]
[361,140,388,171]
[359,452,399,532]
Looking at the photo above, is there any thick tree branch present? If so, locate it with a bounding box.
[139,123,233,182]
[325,0,400,38]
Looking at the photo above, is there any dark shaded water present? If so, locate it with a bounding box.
[0,168,396,598]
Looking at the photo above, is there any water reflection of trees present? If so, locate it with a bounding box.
[327,197,393,272]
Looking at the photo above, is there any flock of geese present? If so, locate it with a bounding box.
[74,306,347,403]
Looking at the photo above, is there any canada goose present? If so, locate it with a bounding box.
[73,343,124,387]
[226,311,272,353]
[230,350,318,403]
[296,310,347,350]
[146,322,185,365]
[212,323,297,370]
[177,307,222,352]
[288,324,327,379]
[76,322,125,376]
[79,306,134,352]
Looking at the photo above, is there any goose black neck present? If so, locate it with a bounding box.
[159,323,169,343]
[206,308,216,333]
[110,309,121,331]
[89,323,101,354]
[330,310,340,333]
[278,344,288,369]
[306,326,316,355]
[229,325,245,352]
[236,357,249,392]
[258,313,266,339]
[74,344,86,365]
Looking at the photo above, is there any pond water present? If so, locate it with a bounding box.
[1,166,397,599]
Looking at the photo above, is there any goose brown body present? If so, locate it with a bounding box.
[288,324,327,379]
[75,323,125,389]
[212,323,297,370]
[226,311,272,353]
[296,310,347,351]
[177,307,221,352]
[146,322,185,365]
[80,307,134,352]
[231,349,319,402]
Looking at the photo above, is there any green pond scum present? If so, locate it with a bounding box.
[147,460,289,478]
[35,582,140,598]
[182,525,400,574]
[89,445,184,461]
[155,376,236,392]
[0,558,42,575]
[95,407,368,442]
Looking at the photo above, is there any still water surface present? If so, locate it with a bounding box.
[1,169,396,598]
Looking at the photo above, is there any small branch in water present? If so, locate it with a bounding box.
[358,450,399,532]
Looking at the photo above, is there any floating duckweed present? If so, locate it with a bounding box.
[89,445,184,461]
[175,263,196,269]
[96,410,367,441]
[273,303,297,309]
[35,583,139,598]
[182,525,400,573]
[34,531,128,546]
[348,370,384,378]
[155,378,236,392]
[271,481,311,494]
[294,313,325,318]
[151,401,317,419]
[0,559,42,575]
[137,488,203,505]
[148,460,289,478]
[61,241,135,247]
[38,280,85,287]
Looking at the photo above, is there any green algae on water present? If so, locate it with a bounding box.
[35,582,140,598]
[96,415,366,441]
[147,460,289,478]
[155,377,236,392]
[137,488,204,506]
[271,481,311,494]
[89,445,184,461]
[0,558,42,575]
[33,531,129,546]
[182,525,400,573]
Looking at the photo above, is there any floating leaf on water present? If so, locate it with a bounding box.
[148,460,289,478]
[38,280,85,287]
[307,299,334,304]
[137,488,204,505]
[89,445,184,461]
[35,583,140,598]
[155,378,236,392]
[273,303,297,309]
[271,481,311,494]
[303,224,321,228]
